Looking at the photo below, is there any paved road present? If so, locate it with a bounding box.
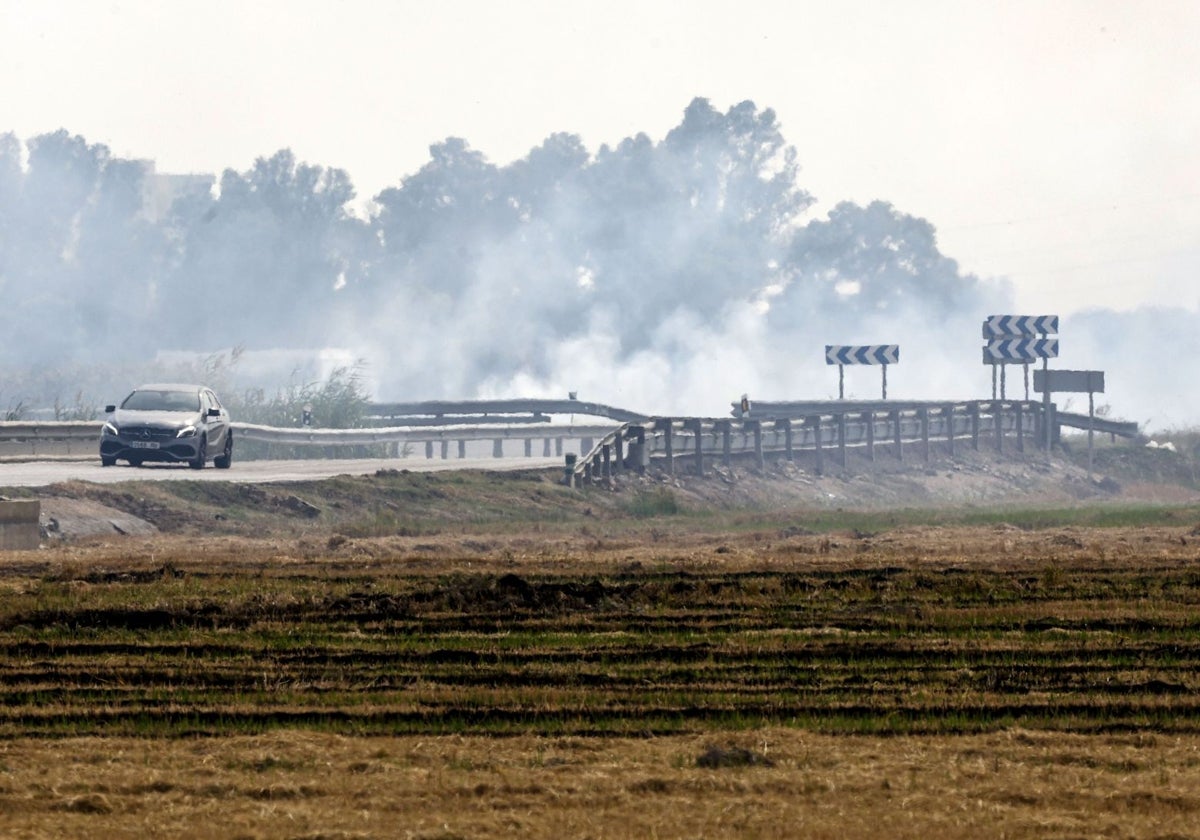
[0,457,563,488]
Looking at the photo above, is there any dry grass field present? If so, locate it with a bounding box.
[4,728,1200,839]
[4,452,1200,838]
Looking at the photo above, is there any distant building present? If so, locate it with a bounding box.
[137,161,215,222]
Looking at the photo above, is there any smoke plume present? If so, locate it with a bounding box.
[0,100,1192,429]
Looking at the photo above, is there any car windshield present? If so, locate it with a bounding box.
[121,390,200,412]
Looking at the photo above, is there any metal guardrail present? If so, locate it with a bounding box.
[741,399,966,418]
[235,422,619,460]
[0,420,621,461]
[745,402,1140,442]
[0,421,99,441]
[569,401,1048,486]
[368,399,648,424]
[1055,411,1142,440]
[0,398,1143,468]
[0,421,99,458]
[233,422,618,446]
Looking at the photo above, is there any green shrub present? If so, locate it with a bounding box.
[624,488,681,518]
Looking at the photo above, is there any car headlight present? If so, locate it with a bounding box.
[102,422,119,437]
[176,425,197,438]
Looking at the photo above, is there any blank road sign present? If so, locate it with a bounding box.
[1034,369,1104,394]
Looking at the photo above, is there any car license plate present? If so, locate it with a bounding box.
[130,441,160,449]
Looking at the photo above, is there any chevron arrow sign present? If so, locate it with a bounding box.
[825,344,899,365]
[982,314,1059,339]
[982,338,1059,364]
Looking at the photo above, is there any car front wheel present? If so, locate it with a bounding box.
[214,431,233,469]
[189,437,207,470]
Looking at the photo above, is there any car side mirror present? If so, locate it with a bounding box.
[208,408,221,417]
[104,405,116,413]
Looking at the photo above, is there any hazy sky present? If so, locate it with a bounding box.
[4,0,1198,316]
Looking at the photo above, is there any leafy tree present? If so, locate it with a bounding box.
[572,98,811,354]
[0,131,110,363]
[160,149,363,348]
[770,200,986,331]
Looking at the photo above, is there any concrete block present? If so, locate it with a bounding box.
[0,499,40,550]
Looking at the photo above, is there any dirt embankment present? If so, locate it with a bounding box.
[14,440,1200,543]
[607,441,1200,513]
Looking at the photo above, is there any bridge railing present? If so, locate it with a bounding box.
[569,401,1048,486]
[0,399,1142,466]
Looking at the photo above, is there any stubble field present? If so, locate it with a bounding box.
[4,459,1200,837]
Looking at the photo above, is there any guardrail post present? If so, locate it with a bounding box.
[919,407,930,463]
[602,443,612,483]
[630,425,647,475]
[1015,403,1025,453]
[524,439,533,457]
[543,438,551,457]
[750,420,764,471]
[425,441,434,459]
[614,434,624,474]
[660,420,674,476]
[440,440,449,459]
[970,402,981,451]
[809,416,823,475]
[944,404,955,457]
[564,453,577,487]
[686,419,704,477]
[837,413,848,470]
[993,401,1004,453]
[493,439,504,458]
[1034,402,1047,451]
[580,437,593,455]
[720,420,732,467]
[555,438,563,456]
[458,440,467,459]
[891,410,903,463]
[865,411,875,462]
[779,418,793,462]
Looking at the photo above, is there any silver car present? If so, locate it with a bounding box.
[100,383,233,469]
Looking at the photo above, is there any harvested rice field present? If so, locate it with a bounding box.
[4,464,1200,837]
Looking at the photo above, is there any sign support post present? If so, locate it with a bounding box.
[1035,369,1104,472]
[1088,389,1095,475]
[1042,358,1051,457]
